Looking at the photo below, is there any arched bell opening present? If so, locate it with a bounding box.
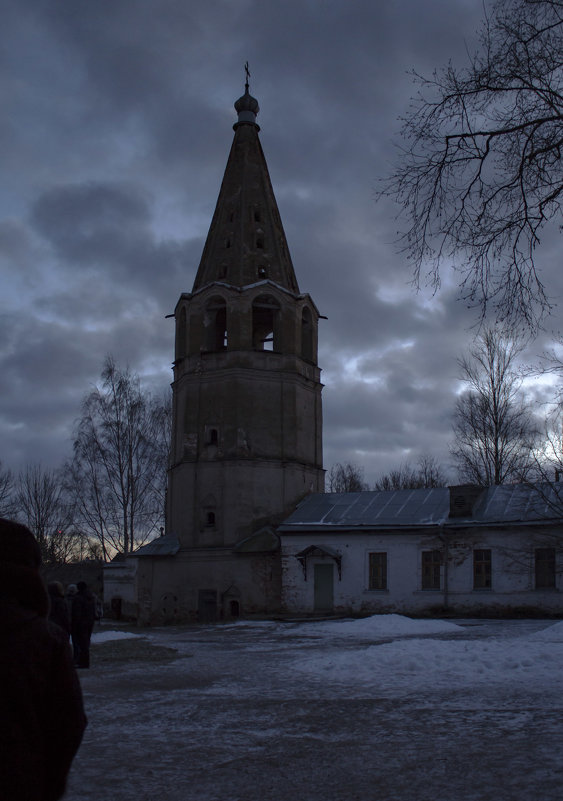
[252,294,280,351]
[204,296,228,351]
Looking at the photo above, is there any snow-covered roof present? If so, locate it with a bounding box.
[279,483,563,532]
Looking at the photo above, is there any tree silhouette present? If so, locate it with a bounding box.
[383,0,563,329]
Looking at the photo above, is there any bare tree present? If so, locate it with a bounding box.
[0,460,15,518]
[382,0,563,329]
[15,463,75,563]
[417,454,449,488]
[522,345,563,511]
[375,455,448,490]
[326,462,369,492]
[68,357,169,557]
[451,328,538,485]
[535,404,563,475]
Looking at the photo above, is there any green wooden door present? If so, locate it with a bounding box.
[314,563,334,611]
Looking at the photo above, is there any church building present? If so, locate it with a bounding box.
[103,79,563,624]
[131,79,324,624]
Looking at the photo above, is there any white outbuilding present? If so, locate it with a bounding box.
[279,483,563,617]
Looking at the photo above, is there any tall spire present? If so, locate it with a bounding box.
[192,74,299,294]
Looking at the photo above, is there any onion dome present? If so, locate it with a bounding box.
[234,81,260,129]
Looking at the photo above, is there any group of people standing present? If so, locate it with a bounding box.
[47,579,98,668]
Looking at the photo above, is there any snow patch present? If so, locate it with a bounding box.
[294,613,463,639]
[527,620,563,641]
[291,625,563,694]
[92,630,143,644]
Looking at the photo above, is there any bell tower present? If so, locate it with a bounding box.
[164,76,323,617]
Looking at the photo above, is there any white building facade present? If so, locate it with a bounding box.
[280,485,563,617]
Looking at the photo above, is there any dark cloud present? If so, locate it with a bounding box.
[1,0,560,482]
[29,182,197,313]
[31,182,151,262]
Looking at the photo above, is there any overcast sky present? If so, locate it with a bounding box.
[2,0,562,486]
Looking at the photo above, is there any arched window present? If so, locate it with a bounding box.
[201,495,217,531]
[301,307,314,362]
[204,297,227,351]
[252,295,280,351]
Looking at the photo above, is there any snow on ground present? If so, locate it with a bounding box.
[288,612,464,639]
[91,630,143,644]
[66,616,563,801]
[528,619,563,641]
[290,615,563,696]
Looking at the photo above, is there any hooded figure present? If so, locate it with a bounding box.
[0,518,87,801]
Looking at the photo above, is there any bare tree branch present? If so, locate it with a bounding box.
[0,460,15,519]
[381,0,563,330]
[326,462,369,492]
[374,455,448,490]
[15,463,76,563]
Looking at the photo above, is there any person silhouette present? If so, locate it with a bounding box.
[0,518,87,800]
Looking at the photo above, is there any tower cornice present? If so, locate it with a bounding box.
[175,280,322,319]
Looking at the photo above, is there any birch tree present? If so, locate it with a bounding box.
[68,357,170,557]
[451,328,538,485]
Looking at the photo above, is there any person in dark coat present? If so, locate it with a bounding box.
[71,580,96,668]
[0,518,87,801]
[48,581,71,637]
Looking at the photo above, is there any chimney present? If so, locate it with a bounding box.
[448,485,483,518]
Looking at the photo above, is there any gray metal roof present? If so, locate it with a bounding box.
[472,483,562,522]
[279,484,563,532]
[134,533,180,557]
